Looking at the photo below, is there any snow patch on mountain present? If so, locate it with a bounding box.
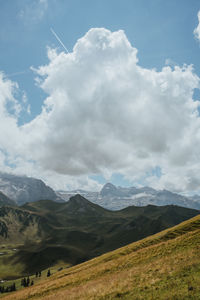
[57,183,200,210]
[0,173,63,205]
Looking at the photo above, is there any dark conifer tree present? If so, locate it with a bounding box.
[27,276,30,286]
[13,282,16,291]
[10,283,16,291]
[22,278,26,287]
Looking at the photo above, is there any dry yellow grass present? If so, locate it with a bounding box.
[2,214,200,300]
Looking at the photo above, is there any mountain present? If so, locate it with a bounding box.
[0,191,16,207]
[3,211,200,299]
[58,183,200,210]
[0,195,199,279]
[190,194,200,202]
[0,206,48,243]
[0,173,63,205]
[100,182,120,197]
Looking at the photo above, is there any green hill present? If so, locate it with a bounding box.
[2,212,200,299]
[0,195,199,279]
[0,192,16,207]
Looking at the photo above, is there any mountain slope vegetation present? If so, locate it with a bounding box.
[2,213,200,299]
[0,195,199,279]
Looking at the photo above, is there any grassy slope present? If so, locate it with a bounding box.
[2,214,200,300]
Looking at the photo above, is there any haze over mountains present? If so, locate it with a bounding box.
[0,173,200,210]
[58,182,200,210]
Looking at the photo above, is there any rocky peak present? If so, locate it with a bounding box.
[0,173,62,205]
[67,194,105,215]
[100,183,118,197]
[68,194,89,206]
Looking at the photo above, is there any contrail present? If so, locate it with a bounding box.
[7,70,30,78]
[50,27,69,53]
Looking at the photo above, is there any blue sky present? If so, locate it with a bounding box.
[1,0,200,191]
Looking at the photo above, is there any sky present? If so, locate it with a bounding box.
[1,0,200,193]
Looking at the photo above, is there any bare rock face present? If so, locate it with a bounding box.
[0,173,63,205]
[100,183,118,197]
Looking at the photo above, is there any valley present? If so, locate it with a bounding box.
[2,211,200,299]
[0,173,200,298]
[0,194,199,281]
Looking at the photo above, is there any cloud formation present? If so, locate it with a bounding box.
[1,28,200,192]
[18,0,48,24]
[194,11,200,41]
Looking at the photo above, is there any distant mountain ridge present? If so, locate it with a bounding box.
[0,173,63,205]
[58,183,200,210]
[0,194,199,278]
[0,191,16,207]
[0,172,199,210]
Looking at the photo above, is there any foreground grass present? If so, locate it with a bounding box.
[2,214,200,299]
[0,261,70,298]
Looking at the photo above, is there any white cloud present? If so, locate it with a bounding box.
[194,11,200,41]
[18,0,48,24]
[0,73,23,152]
[1,28,200,192]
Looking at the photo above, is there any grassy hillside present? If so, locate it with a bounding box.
[0,195,199,279]
[2,213,200,299]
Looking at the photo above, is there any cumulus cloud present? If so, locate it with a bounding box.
[194,11,200,41]
[0,73,23,152]
[1,28,200,192]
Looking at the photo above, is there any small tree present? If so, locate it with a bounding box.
[47,269,51,277]
[10,283,16,291]
[22,278,26,287]
[21,278,24,286]
[27,277,30,287]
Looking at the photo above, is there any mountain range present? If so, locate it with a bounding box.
[0,172,200,211]
[58,182,200,210]
[0,194,199,279]
[0,173,200,298]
